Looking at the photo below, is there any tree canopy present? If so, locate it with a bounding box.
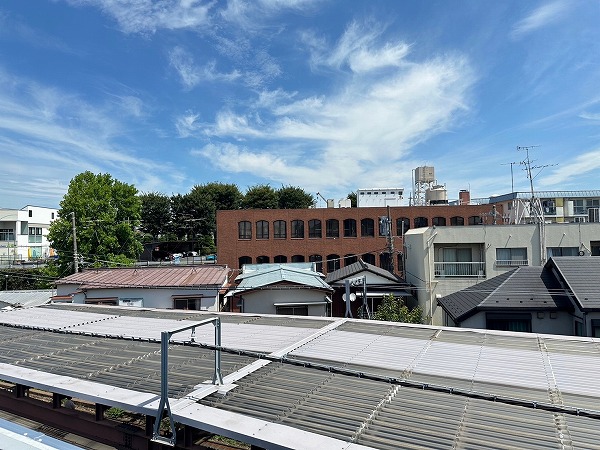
[139,192,171,239]
[278,186,315,209]
[373,294,423,324]
[242,184,279,209]
[47,171,142,274]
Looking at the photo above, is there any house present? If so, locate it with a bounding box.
[216,202,502,276]
[324,259,412,318]
[226,263,333,316]
[54,265,230,311]
[437,256,600,336]
[403,221,600,325]
[0,205,58,264]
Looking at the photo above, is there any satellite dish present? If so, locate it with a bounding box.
[343,293,357,302]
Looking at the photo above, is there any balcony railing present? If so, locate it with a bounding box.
[495,259,529,267]
[434,262,486,278]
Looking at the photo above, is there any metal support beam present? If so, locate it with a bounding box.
[152,317,223,446]
[145,415,154,437]
[95,403,106,421]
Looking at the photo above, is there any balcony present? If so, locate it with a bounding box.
[495,259,528,267]
[434,262,486,278]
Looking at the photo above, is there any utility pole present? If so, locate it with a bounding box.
[71,212,78,273]
[386,206,394,273]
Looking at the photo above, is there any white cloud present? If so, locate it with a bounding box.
[168,46,240,89]
[67,0,213,34]
[580,112,600,121]
[175,112,201,137]
[538,149,600,187]
[511,1,568,39]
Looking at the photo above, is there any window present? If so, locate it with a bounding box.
[344,254,357,266]
[542,200,556,215]
[450,216,464,226]
[291,255,305,263]
[308,219,322,238]
[28,227,42,243]
[174,298,202,310]
[496,248,528,266]
[326,219,339,238]
[432,217,446,226]
[326,254,340,272]
[362,253,376,265]
[575,320,584,337]
[51,212,55,220]
[573,199,585,215]
[343,219,357,237]
[414,217,428,228]
[309,254,323,272]
[361,218,375,237]
[239,256,252,268]
[238,221,251,239]
[397,253,404,273]
[256,255,270,264]
[380,252,392,271]
[291,220,304,238]
[276,306,308,316]
[591,320,600,338]
[256,220,269,239]
[396,218,410,235]
[0,229,15,241]
[547,247,578,258]
[28,210,32,218]
[468,215,483,225]
[274,220,286,239]
[274,255,287,263]
[486,313,531,332]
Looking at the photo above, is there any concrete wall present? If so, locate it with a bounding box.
[460,311,575,335]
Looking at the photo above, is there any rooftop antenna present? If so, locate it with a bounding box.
[501,161,518,193]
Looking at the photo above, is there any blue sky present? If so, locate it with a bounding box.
[1,0,599,209]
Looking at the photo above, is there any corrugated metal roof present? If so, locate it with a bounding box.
[325,260,403,284]
[547,256,600,310]
[0,290,53,308]
[232,265,332,294]
[55,266,229,289]
[1,305,600,449]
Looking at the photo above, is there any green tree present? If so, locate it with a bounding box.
[347,191,357,207]
[242,184,278,209]
[47,171,142,274]
[139,192,171,239]
[373,294,423,324]
[201,182,243,211]
[277,186,315,209]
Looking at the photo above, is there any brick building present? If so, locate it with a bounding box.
[216,203,502,276]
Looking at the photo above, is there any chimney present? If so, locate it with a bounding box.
[459,190,470,205]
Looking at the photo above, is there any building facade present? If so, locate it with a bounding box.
[404,222,600,326]
[216,203,502,276]
[0,205,58,264]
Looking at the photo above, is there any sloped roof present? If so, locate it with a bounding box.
[547,256,600,310]
[56,265,229,289]
[0,289,53,308]
[438,266,572,322]
[232,264,332,295]
[325,259,403,284]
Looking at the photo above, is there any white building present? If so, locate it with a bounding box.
[0,205,58,264]
[403,221,600,325]
[356,188,404,207]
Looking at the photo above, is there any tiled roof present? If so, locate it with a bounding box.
[547,256,600,310]
[325,260,403,284]
[56,265,229,289]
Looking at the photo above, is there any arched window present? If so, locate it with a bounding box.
[256,255,270,264]
[380,252,392,271]
[291,220,304,238]
[274,255,287,263]
[238,221,251,239]
[396,218,410,235]
[414,217,428,228]
[343,219,357,237]
[326,219,339,238]
[256,220,269,239]
[344,254,358,266]
[450,216,464,226]
[238,256,252,268]
[432,217,446,226]
[308,219,322,238]
[291,255,305,263]
[274,220,286,239]
[362,253,376,265]
[309,254,323,272]
[326,254,340,272]
[361,218,375,237]
[469,215,483,225]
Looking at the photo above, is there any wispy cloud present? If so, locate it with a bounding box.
[511,1,568,39]
[580,112,600,122]
[168,46,240,89]
[538,148,600,187]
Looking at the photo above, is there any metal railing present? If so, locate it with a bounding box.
[152,317,223,446]
[434,262,486,277]
[495,259,529,267]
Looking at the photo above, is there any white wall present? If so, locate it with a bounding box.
[241,289,329,316]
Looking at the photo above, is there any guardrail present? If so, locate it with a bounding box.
[434,262,486,277]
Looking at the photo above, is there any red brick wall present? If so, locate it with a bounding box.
[217,204,503,275]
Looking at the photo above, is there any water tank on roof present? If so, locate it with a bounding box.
[426,185,448,204]
[415,166,435,183]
